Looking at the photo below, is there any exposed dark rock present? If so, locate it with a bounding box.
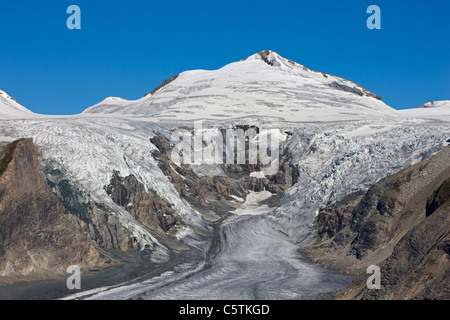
[0,139,116,280]
[299,146,450,300]
[350,178,403,258]
[258,50,275,66]
[317,191,364,240]
[150,131,298,215]
[426,177,450,217]
[328,81,382,101]
[45,163,91,222]
[150,134,245,215]
[0,140,18,177]
[418,101,438,108]
[143,74,179,97]
[105,171,179,233]
[43,161,137,250]
[367,199,450,300]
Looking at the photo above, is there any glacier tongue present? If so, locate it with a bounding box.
[56,120,450,300]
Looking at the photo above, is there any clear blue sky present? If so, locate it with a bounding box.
[0,0,448,114]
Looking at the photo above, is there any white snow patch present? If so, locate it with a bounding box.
[232,190,274,216]
[249,171,266,178]
[229,195,244,202]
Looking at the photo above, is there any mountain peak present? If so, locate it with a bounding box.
[82,51,395,121]
[102,96,127,103]
[257,50,279,66]
[246,50,322,74]
[244,50,285,67]
[418,100,450,109]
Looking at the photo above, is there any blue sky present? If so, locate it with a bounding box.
[0,0,448,115]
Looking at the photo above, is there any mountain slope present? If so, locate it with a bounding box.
[0,90,35,119]
[0,139,115,281]
[82,50,399,122]
[299,146,450,299]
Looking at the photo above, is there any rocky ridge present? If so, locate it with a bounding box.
[299,146,450,299]
[0,139,116,281]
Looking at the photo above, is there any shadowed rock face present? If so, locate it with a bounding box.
[43,161,138,251]
[105,171,179,233]
[426,178,450,217]
[300,146,450,300]
[0,139,115,280]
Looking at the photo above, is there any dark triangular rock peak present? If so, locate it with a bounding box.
[144,74,180,97]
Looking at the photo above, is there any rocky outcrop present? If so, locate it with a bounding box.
[150,134,242,216]
[105,171,179,233]
[258,50,278,66]
[44,161,138,250]
[316,191,364,240]
[337,177,450,300]
[0,139,116,281]
[299,146,450,299]
[149,132,299,215]
[143,74,179,97]
[426,178,450,217]
[328,82,382,101]
[366,190,449,300]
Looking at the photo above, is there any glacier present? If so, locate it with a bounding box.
[1,50,449,299]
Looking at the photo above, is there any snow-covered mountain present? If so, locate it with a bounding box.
[418,100,450,109]
[400,100,450,121]
[0,90,35,119]
[82,50,399,122]
[0,51,449,299]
